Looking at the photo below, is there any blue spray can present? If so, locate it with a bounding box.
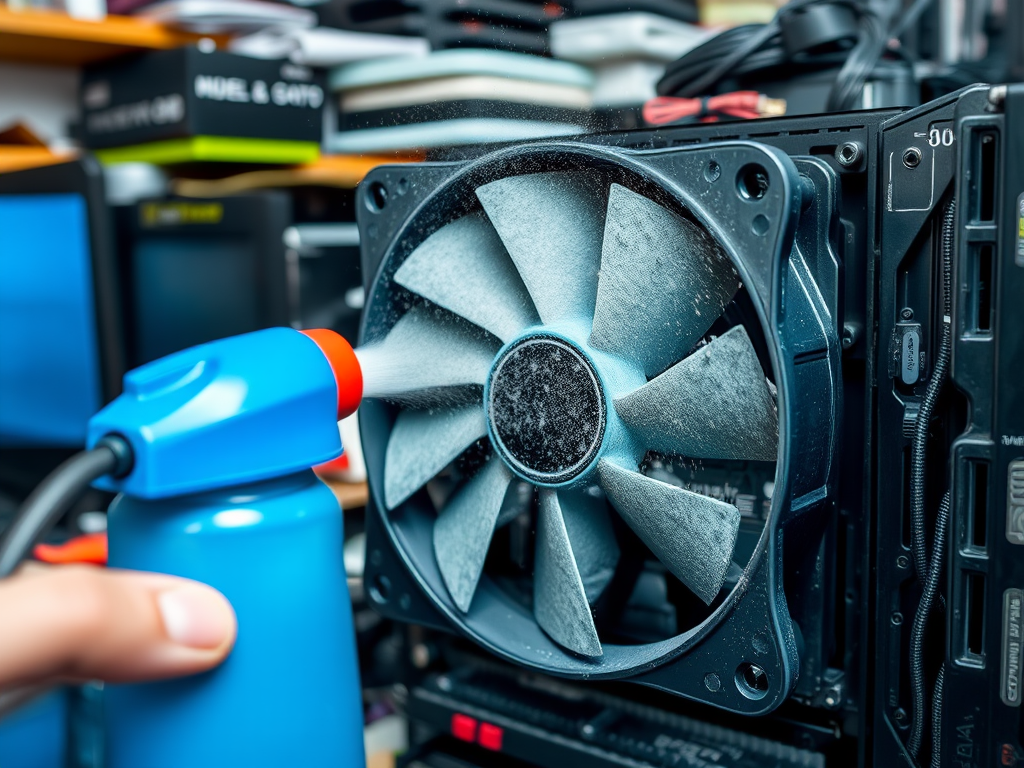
[87,327,366,768]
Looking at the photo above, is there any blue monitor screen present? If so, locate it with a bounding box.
[0,194,102,446]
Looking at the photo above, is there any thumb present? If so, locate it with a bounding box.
[0,564,236,689]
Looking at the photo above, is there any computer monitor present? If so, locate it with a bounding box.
[0,158,124,448]
[117,190,363,368]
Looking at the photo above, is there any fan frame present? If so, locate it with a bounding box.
[357,141,842,715]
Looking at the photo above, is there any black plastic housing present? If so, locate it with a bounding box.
[357,138,842,717]
[356,84,1023,767]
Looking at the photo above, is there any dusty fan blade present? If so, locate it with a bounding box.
[384,404,488,510]
[598,460,740,605]
[476,172,605,326]
[496,480,534,528]
[534,490,616,657]
[394,212,539,343]
[614,325,778,462]
[433,458,512,612]
[560,489,619,603]
[589,184,740,378]
[361,305,498,402]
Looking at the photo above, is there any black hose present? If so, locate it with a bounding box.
[907,491,950,758]
[0,436,132,579]
[910,200,955,582]
[929,664,945,768]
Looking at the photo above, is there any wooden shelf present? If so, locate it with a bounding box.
[0,5,210,66]
[324,479,369,511]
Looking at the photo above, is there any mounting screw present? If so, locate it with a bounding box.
[894,706,908,724]
[824,693,839,708]
[436,675,452,692]
[892,611,904,626]
[897,554,910,569]
[900,307,914,320]
[988,84,1007,110]
[581,724,596,738]
[835,141,864,168]
[704,672,722,692]
[842,323,860,351]
[902,148,922,169]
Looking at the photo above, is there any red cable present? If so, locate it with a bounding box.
[643,92,783,126]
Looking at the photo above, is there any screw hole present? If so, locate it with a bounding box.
[737,164,769,201]
[370,574,391,603]
[366,181,388,212]
[902,148,922,169]
[735,662,770,700]
[751,213,770,236]
[704,160,721,183]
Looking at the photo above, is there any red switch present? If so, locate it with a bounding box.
[478,722,504,751]
[451,713,477,743]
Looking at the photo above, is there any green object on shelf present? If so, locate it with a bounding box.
[95,136,321,166]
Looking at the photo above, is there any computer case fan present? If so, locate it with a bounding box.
[357,83,1024,766]
[356,138,841,715]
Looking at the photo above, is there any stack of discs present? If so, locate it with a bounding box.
[316,0,566,55]
[327,49,596,153]
[551,11,708,108]
[566,0,697,23]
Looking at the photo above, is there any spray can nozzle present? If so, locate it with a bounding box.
[299,329,363,421]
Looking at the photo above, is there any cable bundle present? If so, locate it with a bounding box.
[643,92,787,125]
[654,0,894,116]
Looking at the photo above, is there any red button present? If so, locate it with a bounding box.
[451,713,477,743]
[478,723,503,751]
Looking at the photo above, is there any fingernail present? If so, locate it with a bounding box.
[157,583,235,649]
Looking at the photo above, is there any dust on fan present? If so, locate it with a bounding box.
[361,171,779,658]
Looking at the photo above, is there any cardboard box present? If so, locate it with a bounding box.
[81,47,324,157]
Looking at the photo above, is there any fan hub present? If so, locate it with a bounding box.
[487,336,606,485]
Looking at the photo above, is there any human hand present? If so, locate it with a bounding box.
[0,564,236,691]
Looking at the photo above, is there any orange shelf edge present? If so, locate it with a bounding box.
[0,6,219,65]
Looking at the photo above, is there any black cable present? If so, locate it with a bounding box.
[910,199,955,583]
[907,490,949,758]
[929,664,945,768]
[826,9,887,111]
[0,435,132,579]
[890,0,938,40]
[657,0,892,113]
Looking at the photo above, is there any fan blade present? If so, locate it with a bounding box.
[360,305,499,402]
[384,404,488,510]
[598,460,740,604]
[560,489,620,603]
[476,172,605,325]
[496,480,534,528]
[534,490,612,657]
[589,184,740,377]
[394,212,539,343]
[433,458,512,612]
[614,325,778,462]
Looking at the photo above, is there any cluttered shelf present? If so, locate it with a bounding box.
[0,5,214,65]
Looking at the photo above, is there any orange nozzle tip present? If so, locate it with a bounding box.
[300,329,363,420]
[34,533,108,566]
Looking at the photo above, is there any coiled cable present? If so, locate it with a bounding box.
[909,200,955,583]
[907,491,949,758]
